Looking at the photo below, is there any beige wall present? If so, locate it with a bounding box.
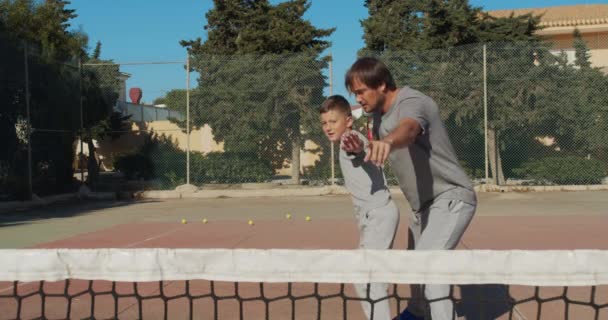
[96,121,224,170]
[546,30,608,49]
[590,48,608,72]
[275,140,325,176]
[96,119,321,175]
[543,29,608,72]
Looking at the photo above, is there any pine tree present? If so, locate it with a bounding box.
[360,0,552,184]
[0,0,119,196]
[92,41,101,59]
[181,0,333,184]
[361,0,427,51]
[573,28,591,69]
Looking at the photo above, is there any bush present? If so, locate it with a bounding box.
[513,156,607,185]
[0,174,29,201]
[113,153,154,180]
[193,152,274,184]
[302,159,342,184]
[113,134,184,188]
[114,136,274,186]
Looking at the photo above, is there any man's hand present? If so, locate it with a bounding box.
[363,118,420,166]
[341,131,364,154]
[364,139,392,166]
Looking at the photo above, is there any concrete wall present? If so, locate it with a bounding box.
[94,118,322,176]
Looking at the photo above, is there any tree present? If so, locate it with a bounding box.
[360,0,554,185]
[0,0,87,60]
[573,28,591,69]
[1,0,85,198]
[80,58,122,188]
[361,0,480,52]
[92,41,102,60]
[153,89,186,111]
[0,0,120,197]
[182,0,333,184]
[541,33,608,162]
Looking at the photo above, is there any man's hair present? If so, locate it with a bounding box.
[345,57,396,92]
[320,95,352,116]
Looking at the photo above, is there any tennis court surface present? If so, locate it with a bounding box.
[1,191,607,319]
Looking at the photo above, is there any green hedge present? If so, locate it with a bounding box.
[114,135,274,187]
[193,152,274,184]
[513,156,607,185]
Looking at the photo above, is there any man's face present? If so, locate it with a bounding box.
[320,110,353,142]
[350,78,385,113]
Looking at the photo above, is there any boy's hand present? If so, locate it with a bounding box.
[341,132,364,154]
[364,139,392,166]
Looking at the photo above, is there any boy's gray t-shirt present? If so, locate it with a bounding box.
[379,86,476,212]
[339,130,391,212]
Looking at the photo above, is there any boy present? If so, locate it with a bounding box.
[320,95,400,320]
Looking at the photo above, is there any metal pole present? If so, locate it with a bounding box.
[79,59,85,184]
[329,52,335,185]
[186,55,191,185]
[483,44,489,185]
[24,42,33,200]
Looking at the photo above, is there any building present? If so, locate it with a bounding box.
[488,4,608,72]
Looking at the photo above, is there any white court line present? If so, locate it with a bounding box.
[0,226,184,294]
[124,226,183,248]
[112,226,188,317]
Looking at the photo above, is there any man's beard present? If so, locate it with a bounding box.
[374,94,386,113]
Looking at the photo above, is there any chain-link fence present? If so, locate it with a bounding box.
[81,62,190,191]
[485,42,608,186]
[1,38,82,201]
[185,53,332,186]
[2,38,608,201]
[371,41,608,187]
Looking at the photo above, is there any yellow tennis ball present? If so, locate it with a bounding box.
[202,218,208,224]
[181,219,187,224]
[248,219,254,226]
[305,216,311,221]
[285,213,292,219]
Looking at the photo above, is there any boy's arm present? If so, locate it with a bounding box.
[341,131,363,154]
[341,131,368,166]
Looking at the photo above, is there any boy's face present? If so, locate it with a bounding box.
[320,109,353,142]
[350,78,386,113]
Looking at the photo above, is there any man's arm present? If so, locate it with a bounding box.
[365,118,422,166]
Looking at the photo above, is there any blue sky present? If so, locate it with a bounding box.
[69,0,604,104]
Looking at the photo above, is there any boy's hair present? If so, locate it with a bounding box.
[345,57,396,92]
[320,95,352,116]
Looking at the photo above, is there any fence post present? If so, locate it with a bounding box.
[483,44,489,185]
[24,42,33,200]
[329,52,335,185]
[186,54,191,185]
[78,59,85,185]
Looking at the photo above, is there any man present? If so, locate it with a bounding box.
[342,57,477,320]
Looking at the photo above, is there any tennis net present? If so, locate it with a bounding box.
[1,249,607,319]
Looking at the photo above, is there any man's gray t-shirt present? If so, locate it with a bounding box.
[379,86,476,212]
[339,130,391,213]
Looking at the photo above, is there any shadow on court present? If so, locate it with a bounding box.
[456,284,514,320]
[0,199,158,228]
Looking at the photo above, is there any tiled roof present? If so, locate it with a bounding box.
[488,4,608,28]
